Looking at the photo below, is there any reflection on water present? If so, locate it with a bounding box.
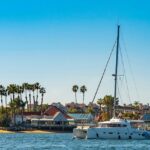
[0,133,150,150]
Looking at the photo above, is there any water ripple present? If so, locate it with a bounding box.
[0,133,150,150]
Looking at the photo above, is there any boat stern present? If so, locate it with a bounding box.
[73,128,87,139]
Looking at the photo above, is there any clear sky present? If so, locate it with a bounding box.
[0,0,150,105]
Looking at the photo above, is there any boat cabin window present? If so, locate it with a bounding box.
[99,123,127,128]
[130,122,145,129]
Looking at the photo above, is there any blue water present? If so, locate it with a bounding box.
[0,133,150,150]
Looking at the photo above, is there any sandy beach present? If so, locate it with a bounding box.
[0,129,55,134]
[20,130,55,134]
[0,130,14,133]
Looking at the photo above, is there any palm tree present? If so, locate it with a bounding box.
[31,84,36,111]
[72,85,79,104]
[7,84,16,123]
[102,95,114,119]
[22,83,29,111]
[80,85,87,104]
[27,84,33,112]
[16,85,24,99]
[7,84,17,102]
[40,87,46,115]
[9,97,23,125]
[3,89,8,113]
[0,85,5,113]
[35,82,40,106]
[20,100,26,123]
[97,98,103,114]
[19,86,24,100]
[9,98,17,125]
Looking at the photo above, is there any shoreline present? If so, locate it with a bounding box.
[0,129,72,134]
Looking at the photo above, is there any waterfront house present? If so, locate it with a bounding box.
[14,105,73,124]
[30,105,76,130]
[31,112,68,127]
[68,113,94,125]
[14,112,41,125]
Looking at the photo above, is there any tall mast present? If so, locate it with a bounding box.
[113,25,120,118]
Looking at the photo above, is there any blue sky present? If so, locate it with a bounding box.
[0,0,150,105]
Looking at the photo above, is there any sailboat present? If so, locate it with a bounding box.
[73,25,150,140]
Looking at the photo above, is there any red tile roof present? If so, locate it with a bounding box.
[44,105,72,119]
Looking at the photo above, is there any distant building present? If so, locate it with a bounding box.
[31,105,75,130]
[116,105,139,113]
[68,113,94,125]
[65,102,83,113]
[142,114,150,130]
[65,102,99,114]
[14,105,75,128]
[14,112,41,125]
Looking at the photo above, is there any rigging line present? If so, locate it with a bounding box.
[91,40,117,104]
[121,32,140,100]
[119,46,132,104]
[117,82,123,106]
[117,73,125,105]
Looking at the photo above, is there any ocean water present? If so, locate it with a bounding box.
[0,133,150,150]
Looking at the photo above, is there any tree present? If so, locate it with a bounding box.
[16,85,24,100]
[3,89,8,113]
[40,87,46,115]
[97,95,115,120]
[37,104,48,112]
[9,97,26,125]
[7,84,17,102]
[103,95,114,119]
[101,112,110,121]
[20,100,26,123]
[9,98,17,125]
[86,106,94,114]
[133,101,140,109]
[31,84,36,111]
[0,85,5,112]
[27,84,33,112]
[80,85,87,104]
[0,107,11,127]
[97,98,103,114]
[35,82,41,109]
[72,85,79,103]
[22,83,29,111]
[0,82,45,125]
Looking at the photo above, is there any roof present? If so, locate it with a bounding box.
[23,112,41,116]
[44,106,59,116]
[44,105,72,119]
[53,112,67,121]
[68,113,93,120]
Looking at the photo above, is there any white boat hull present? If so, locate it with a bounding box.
[73,119,150,140]
[73,128,87,139]
[87,127,147,140]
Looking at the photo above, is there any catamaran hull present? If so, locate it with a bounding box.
[87,128,149,140]
[73,128,87,139]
